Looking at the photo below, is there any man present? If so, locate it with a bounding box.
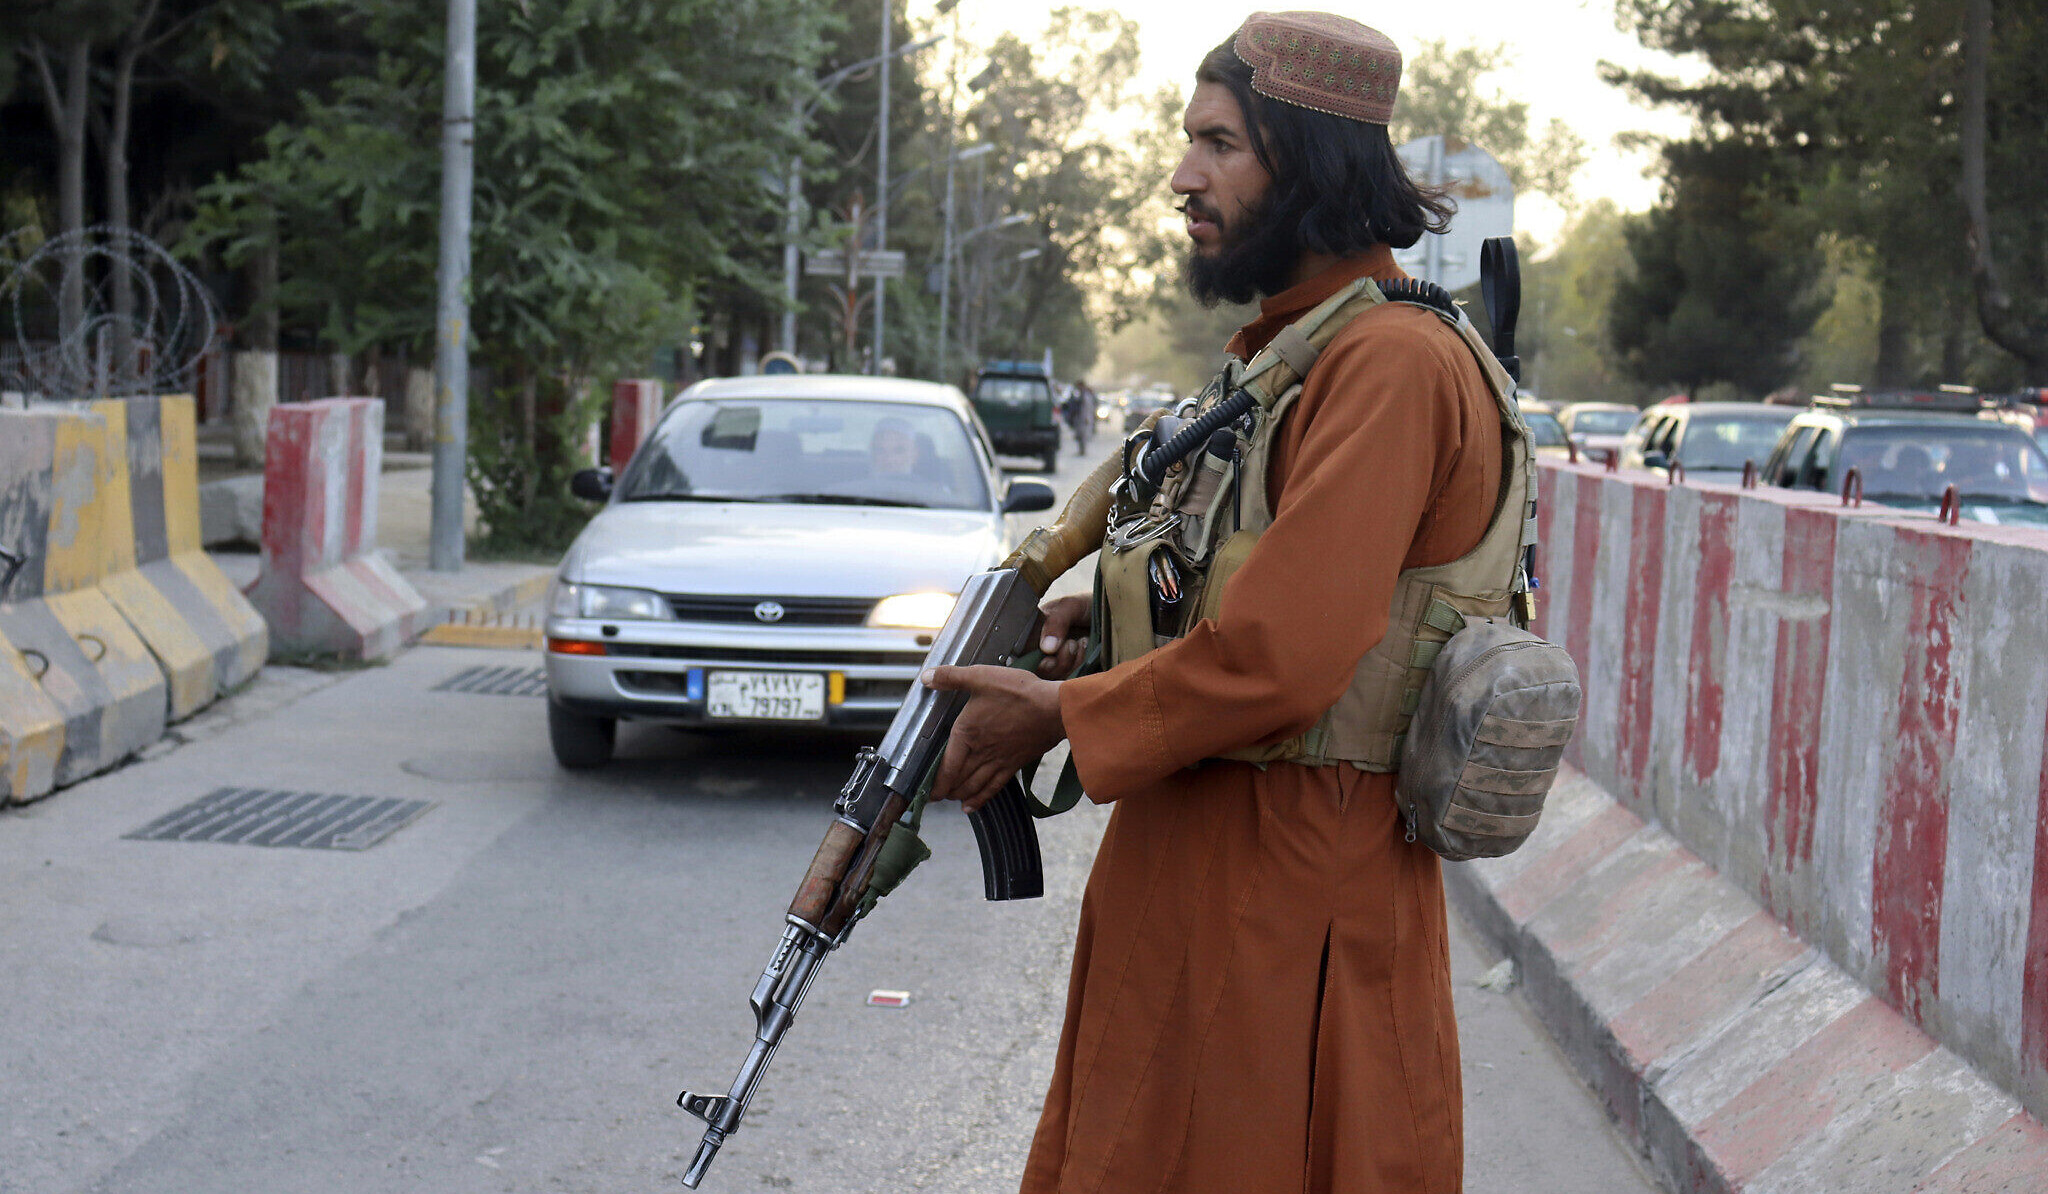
[924,13,1499,1192]
[868,416,917,477]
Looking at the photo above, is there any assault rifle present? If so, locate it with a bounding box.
[674,452,1122,1188]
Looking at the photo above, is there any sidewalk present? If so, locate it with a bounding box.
[204,454,554,630]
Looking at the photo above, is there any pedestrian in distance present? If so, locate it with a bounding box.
[923,11,1515,1193]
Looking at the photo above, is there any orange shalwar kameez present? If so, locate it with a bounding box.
[1022,247,1502,1194]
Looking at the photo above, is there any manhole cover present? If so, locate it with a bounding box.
[124,787,433,850]
[433,665,548,696]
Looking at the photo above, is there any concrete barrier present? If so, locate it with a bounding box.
[1449,767,2048,1194]
[1491,458,2048,1184]
[245,398,425,660]
[89,395,267,718]
[608,378,663,473]
[0,407,167,794]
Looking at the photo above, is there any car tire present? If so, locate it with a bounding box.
[1041,447,1059,473]
[548,701,615,769]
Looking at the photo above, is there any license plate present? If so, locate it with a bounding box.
[705,671,825,721]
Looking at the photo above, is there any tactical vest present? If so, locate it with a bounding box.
[1093,275,1538,772]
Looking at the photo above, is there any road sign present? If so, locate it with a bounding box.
[1394,136,1513,293]
[804,249,907,279]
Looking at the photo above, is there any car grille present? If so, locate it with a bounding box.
[608,643,928,667]
[664,593,876,625]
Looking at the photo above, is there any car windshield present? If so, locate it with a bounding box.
[1571,409,1638,435]
[1523,411,1568,447]
[975,377,1047,405]
[617,399,992,511]
[1836,424,2048,504]
[1677,413,1796,470]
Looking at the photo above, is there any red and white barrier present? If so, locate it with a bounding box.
[608,379,663,474]
[245,399,425,660]
[1474,458,2048,1185]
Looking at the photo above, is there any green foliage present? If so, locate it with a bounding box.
[953,9,1180,375]
[1608,0,2048,385]
[1609,143,1831,397]
[1520,201,1638,406]
[466,377,605,557]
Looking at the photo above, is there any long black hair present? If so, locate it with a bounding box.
[1195,40,1453,253]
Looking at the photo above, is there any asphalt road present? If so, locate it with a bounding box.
[0,432,1659,1194]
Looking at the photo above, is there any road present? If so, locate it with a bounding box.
[0,431,1659,1194]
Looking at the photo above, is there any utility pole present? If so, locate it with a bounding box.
[871,0,892,373]
[430,0,475,572]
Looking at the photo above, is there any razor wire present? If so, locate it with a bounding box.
[1,224,221,401]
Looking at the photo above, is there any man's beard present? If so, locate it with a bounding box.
[1181,192,1303,308]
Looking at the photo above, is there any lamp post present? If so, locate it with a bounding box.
[937,143,994,382]
[429,0,475,573]
[777,34,943,356]
[954,211,1029,367]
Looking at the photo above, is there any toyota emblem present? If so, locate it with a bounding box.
[753,601,786,623]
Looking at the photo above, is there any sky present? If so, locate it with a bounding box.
[908,0,1702,244]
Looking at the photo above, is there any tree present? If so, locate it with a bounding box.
[1520,200,1638,406]
[1609,142,1831,398]
[1389,40,1586,203]
[952,8,1179,375]
[1960,0,2048,381]
[1608,0,2048,387]
[185,0,832,551]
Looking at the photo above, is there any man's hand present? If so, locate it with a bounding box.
[921,665,1065,812]
[1033,593,1091,679]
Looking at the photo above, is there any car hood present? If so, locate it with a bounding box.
[561,501,1005,596]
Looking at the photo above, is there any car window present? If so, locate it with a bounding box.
[1652,417,1680,454]
[1523,411,1568,447]
[1804,429,1840,488]
[1571,409,1638,436]
[975,377,1049,405]
[1835,424,2048,504]
[619,399,994,511]
[1767,426,1815,486]
[1675,414,1797,470]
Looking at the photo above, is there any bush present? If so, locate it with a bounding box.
[465,377,604,558]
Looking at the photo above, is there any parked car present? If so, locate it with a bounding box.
[1122,387,1180,433]
[1759,396,2048,527]
[1519,405,1574,458]
[543,374,1056,768]
[1557,402,1641,458]
[1619,402,1799,479]
[970,359,1061,472]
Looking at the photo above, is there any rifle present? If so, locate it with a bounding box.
[674,449,1122,1188]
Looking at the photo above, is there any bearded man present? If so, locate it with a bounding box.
[924,12,1511,1192]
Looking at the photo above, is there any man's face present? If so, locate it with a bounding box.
[871,426,915,476]
[1171,81,1272,262]
[1171,80,1299,306]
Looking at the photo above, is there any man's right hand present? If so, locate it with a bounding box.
[1034,594,1091,679]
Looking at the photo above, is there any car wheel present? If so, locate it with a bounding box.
[548,701,615,769]
[1041,447,1059,473]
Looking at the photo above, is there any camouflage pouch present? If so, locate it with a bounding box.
[1394,619,1582,861]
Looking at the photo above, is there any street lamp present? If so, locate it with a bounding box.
[937,143,996,381]
[778,34,944,357]
[950,212,1030,368]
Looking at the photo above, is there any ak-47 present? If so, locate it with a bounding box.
[674,450,1123,1188]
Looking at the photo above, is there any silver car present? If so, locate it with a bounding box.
[543,374,1054,768]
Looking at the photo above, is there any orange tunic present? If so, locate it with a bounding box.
[1023,248,1502,1194]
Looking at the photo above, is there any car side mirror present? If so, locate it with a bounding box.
[1001,477,1056,514]
[570,467,613,501]
[1641,450,1668,470]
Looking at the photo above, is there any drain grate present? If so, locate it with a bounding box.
[124,787,433,850]
[433,664,548,696]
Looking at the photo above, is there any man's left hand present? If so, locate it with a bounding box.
[920,665,1065,812]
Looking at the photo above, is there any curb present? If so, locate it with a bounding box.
[1445,766,2048,1193]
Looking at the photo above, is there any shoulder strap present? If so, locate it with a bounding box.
[1236,276,1388,408]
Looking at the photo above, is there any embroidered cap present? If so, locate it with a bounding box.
[1231,11,1402,126]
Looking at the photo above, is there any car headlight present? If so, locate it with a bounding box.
[867,592,957,630]
[552,582,674,621]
